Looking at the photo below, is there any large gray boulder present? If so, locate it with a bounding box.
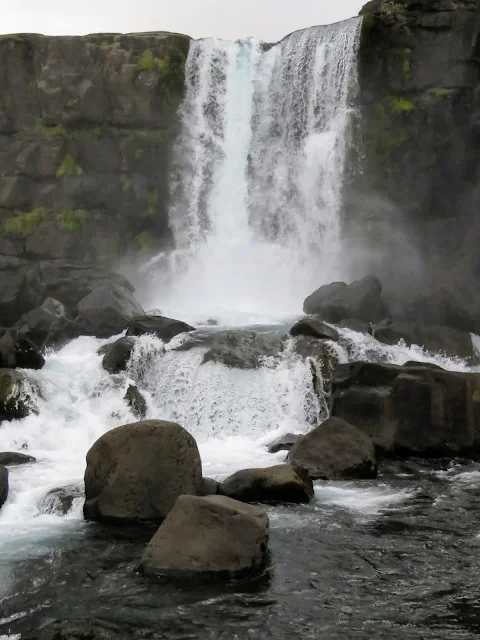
[15,297,80,350]
[0,328,45,370]
[331,361,480,457]
[126,315,194,343]
[303,276,389,324]
[0,465,8,509]
[139,495,269,579]
[0,368,39,421]
[288,417,378,480]
[101,336,136,374]
[0,452,36,466]
[84,419,203,523]
[219,464,314,504]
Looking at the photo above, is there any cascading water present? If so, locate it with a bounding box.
[141,19,361,325]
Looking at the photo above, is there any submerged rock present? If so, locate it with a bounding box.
[0,452,36,466]
[0,328,45,370]
[0,465,8,509]
[0,368,39,422]
[374,321,474,361]
[331,361,480,456]
[290,316,339,342]
[84,419,202,524]
[101,337,136,374]
[42,485,83,516]
[303,276,389,324]
[337,318,370,334]
[267,433,301,454]
[219,464,314,504]
[288,416,378,480]
[176,329,284,369]
[139,495,269,579]
[124,384,147,419]
[126,315,194,343]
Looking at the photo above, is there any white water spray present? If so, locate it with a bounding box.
[142,19,361,325]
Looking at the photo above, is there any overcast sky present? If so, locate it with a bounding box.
[3,1,364,41]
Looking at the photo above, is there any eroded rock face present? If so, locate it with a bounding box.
[126,315,194,343]
[288,417,378,480]
[84,419,202,523]
[139,495,269,579]
[0,465,8,509]
[331,361,480,456]
[303,276,389,324]
[219,464,314,504]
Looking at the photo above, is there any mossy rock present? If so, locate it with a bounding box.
[3,208,47,238]
[56,154,83,179]
[0,369,39,422]
[56,209,87,232]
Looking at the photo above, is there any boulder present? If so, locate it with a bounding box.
[42,485,83,516]
[0,328,45,369]
[219,464,314,504]
[374,321,474,361]
[199,477,220,496]
[0,368,39,421]
[412,287,479,335]
[287,417,378,480]
[337,318,370,333]
[0,465,8,509]
[331,361,480,456]
[124,384,147,419]
[101,337,136,374]
[267,433,301,454]
[84,419,203,523]
[0,452,36,466]
[303,276,389,324]
[15,297,81,350]
[126,315,194,343]
[75,282,144,338]
[139,495,269,579]
[290,316,339,342]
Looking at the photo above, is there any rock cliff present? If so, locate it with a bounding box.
[0,32,189,265]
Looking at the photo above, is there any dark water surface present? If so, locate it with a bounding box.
[2,460,480,639]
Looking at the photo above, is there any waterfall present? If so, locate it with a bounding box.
[142,19,361,325]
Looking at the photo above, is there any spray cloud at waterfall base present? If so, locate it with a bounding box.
[139,20,361,325]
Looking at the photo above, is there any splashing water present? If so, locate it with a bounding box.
[141,19,361,325]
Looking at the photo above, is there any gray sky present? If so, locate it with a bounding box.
[4,1,364,40]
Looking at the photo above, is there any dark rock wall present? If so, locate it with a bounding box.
[0,32,190,266]
[347,0,480,306]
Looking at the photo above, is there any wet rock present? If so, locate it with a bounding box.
[0,465,8,509]
[288,417,378,480]
[0,451,36,466]
[139,495,269,579]
[303,276,389,324]
[176,329,284,369]
[374,321,474,361]
[101,337,136,374]
[199,477,220,496]
[290,316,339,342]
[412,287,479,335]
[42,485,83,516]
[331,361,480,457]
[124,384,147,419]
[219,464,314,504]
[337,318,370,333]
[0,328,45,369]
[23,620,115,640]
[267,433,301,454]
[84,419,203,524]
[15,297,81,350]
[126,314,194,343]
[0,368,39,421]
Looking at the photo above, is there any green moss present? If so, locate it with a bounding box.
[56,209,87,232]
[429,87,454,98]
[134,148,144,161]
[121,179,132,196]
[3,208,46,237]
[0,34,23,42]
[389,97,415,114]
[36,123,68,139]
[147,188,158,215]
[362,12,377,33]
[134,44,188,104]
[378,0,410,31]
[56,154,83,178]
[135,231,155,251]
[135,48,161,73]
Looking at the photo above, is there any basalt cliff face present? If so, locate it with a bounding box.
[0,32,189,266]
[349,0,480,309]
